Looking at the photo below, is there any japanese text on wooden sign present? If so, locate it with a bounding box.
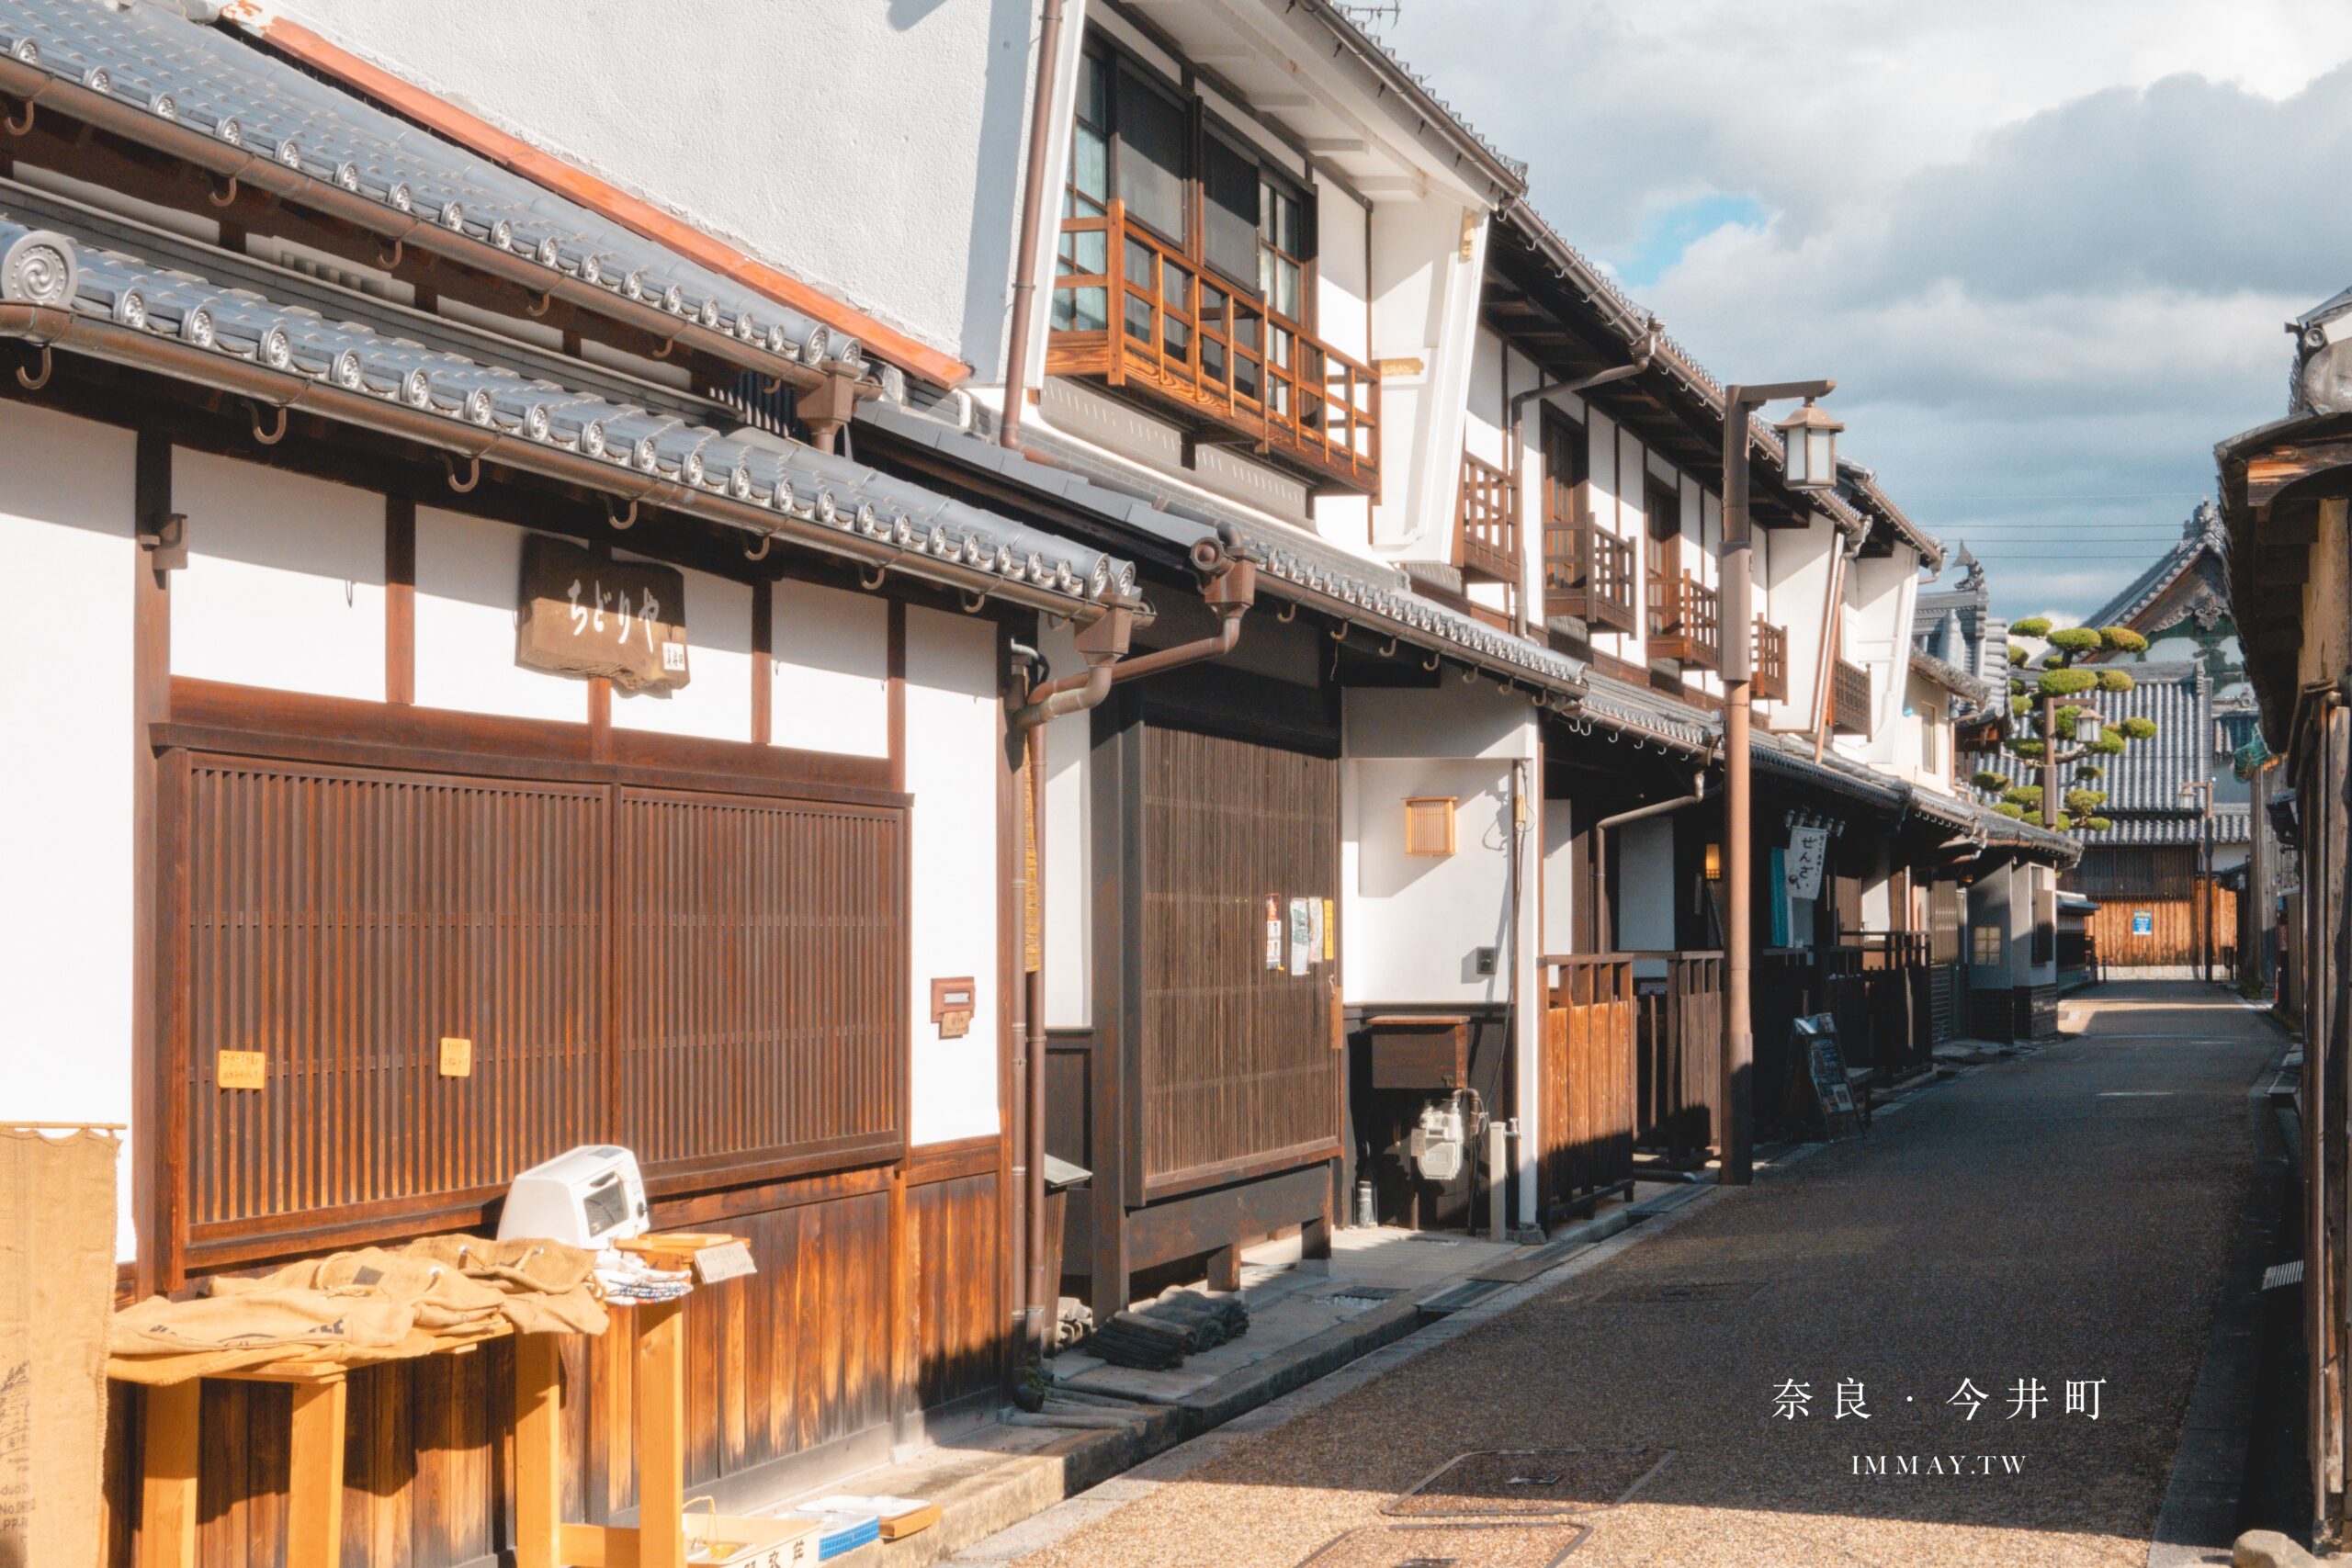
[516,533,691,692]
[1786,826,1831,903]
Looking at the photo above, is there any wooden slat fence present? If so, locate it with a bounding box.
[1631,952,1724,1161]
[1541,955,1634,1213]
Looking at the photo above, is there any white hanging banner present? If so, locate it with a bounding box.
[1786,825,1832,903]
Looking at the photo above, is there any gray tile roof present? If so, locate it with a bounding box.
[861,393,1607,703]
[1909,647,1993,708]
[0,212,1129,612]
[2096,804,2250,847]
[0,0,880,389]
[1981,660,2219,818]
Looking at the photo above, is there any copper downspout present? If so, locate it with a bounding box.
[1008,536,1255,734]
[0,304,1103,620]
[1000,0,1069,451]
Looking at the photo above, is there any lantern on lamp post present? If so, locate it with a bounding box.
[1773,398,1844,491]
[2075,706,2103,748]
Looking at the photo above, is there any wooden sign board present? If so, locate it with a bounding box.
[690,1239,758,1283]
[216,1050,266,1091]
[515,533,691,692]
[438,1036,473,1077]
[1795,1015,1862,1142]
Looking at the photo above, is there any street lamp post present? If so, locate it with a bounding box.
[2181,779,2214,982]
[1721,380,1838,1188]
[2039,701,2102,829]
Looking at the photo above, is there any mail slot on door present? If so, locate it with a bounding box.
[1364,1014,1472,1090]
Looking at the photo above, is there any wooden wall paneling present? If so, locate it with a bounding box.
[908,1168,1005,1414]
[161,678,899,800]
[386,495,415,705]
[1136,724,1341,1192]
[611,787,905,1183]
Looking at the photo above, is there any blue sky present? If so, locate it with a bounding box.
[1378,0,2352,621]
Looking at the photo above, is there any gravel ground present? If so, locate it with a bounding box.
[1011,982,2276,1568]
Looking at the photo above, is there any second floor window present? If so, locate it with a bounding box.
[1057,39,1318,336]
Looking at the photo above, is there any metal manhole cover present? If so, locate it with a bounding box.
[1384,1447,1673,1519]
[1591,1279,1767,1305]
[1296,1522,1590,1567]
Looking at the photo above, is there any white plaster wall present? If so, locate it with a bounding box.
[609,560,752,741]
[1368,197,1483,554]
[0,403,139,1258]
[1765,522,1835,729]
[172,450,384,701]
[1346,682,1536,761]
[1343,757,1514,1004]
[1541,798,1577,956]
[769,579,889,758]
[272,0,1039,374]
[1039,618,1091,1031]
[905,607,1001,1144]
[413,513,587,723]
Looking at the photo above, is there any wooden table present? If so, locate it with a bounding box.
[130,1325,512,1568]
[124,1249,749,1568]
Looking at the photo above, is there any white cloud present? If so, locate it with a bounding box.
[1381,0,2352,613]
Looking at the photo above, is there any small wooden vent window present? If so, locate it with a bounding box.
[1403,795,1458,857]
[1971,923,2005,966]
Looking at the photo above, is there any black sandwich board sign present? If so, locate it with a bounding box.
[1794,1012,1864,1141]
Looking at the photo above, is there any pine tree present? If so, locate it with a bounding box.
[1967,618,2155,833]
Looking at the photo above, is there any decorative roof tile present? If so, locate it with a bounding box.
[0,212,1126,612]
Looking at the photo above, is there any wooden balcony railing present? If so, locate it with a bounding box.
[1541,513,1638,636]
[1753,617,1789,703]
[1830,655,1872,734]
[1645,570,1721,668]
[1046,199,1381,495]
[1456,450,1521,604]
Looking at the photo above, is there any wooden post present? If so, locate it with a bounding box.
[139,1380,201,1568]
[284,1379,349,1568]
[635,1300,688,1568]
[513,1335,563,1568]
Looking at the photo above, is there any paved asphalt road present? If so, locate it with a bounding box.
[1012,983,2281,1567]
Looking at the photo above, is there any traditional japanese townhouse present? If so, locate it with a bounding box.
[227,0,1617,1326]
[1468,204,2010,1140]
[0,1,1155,1556]
[2215,282,2352,1549]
